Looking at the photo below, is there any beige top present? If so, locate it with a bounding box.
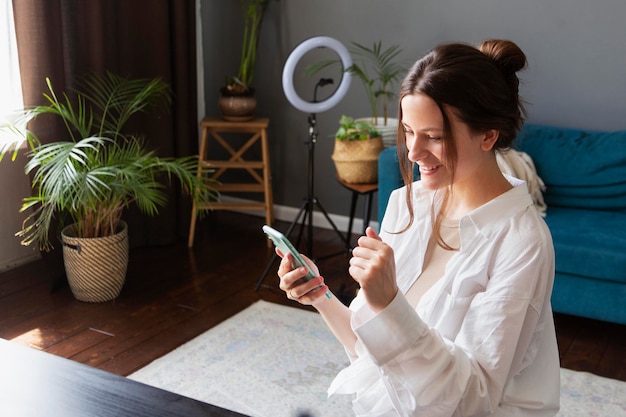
[405,217,460,308]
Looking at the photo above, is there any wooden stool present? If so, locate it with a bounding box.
[336,176,378,247]
[188,117,274,247]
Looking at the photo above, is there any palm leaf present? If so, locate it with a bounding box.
[78,71,171,136]
[4,72,216,249]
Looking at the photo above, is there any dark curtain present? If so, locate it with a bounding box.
[12,0,199,248]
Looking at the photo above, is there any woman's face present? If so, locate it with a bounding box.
[401,93,489,191]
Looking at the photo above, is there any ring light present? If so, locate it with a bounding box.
[257,38,352,290]
[282,36,352,113]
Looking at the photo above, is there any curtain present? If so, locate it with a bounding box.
[12,0,198,249]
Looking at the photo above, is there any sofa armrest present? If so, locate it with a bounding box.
[377,147,419,225]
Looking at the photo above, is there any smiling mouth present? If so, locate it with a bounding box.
[419,164,442,173]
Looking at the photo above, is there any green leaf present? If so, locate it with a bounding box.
[2,72,217,249]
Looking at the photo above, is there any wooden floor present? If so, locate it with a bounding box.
[0,211,624,382]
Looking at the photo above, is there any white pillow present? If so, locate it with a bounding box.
[496,149,547,216]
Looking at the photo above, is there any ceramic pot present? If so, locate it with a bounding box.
[219,89,256,121]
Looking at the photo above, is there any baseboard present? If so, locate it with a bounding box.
[0,253,41,273]
[217,195,379,235]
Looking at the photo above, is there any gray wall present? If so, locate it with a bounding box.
[201,0,626,223]
[0,153,40,271]
[2,1,624,268]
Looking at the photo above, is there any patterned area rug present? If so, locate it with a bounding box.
[129,300,626,417]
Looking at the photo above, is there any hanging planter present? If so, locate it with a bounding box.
[61,222,129,303]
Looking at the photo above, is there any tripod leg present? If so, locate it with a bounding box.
[314,198,349,247]
[310,197,354,262]
[293,209,308,252]
[255,252,280,291]
[283,199,310,239]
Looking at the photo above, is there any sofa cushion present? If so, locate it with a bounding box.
[516,124,626,210]
[551,272,626,325]
[544,207,626,284]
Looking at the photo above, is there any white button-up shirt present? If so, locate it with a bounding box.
[329,178,560,417]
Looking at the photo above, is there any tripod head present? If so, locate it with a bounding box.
[307,77,334,146]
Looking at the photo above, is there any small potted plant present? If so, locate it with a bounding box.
[331,115,384,184]
[0,71,217,302]
[219,0,275,121]
[305,40,406,147]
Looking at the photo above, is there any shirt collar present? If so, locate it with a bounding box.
[460,179,535,236]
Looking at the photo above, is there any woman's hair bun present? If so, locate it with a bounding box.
[479,39,527,75]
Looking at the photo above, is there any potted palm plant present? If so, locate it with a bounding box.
[331,115,383,184]
[219,0,274,121]
[0,71,216,302]
[305,40,406,147]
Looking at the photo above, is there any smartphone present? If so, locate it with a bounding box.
[262,225,331,298]
[262,225,316,280]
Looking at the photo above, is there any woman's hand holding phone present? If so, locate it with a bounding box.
[263,225,331,305]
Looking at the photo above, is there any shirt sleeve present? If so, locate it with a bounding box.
[351,231,553,417]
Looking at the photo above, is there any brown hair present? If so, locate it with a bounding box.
[395,39,527,247]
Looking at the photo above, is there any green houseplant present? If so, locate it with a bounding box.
[224,0,272,95]
[331,115,383,184]
[305,40,405,126]
[219,0,274,120]
[0,71,216,302]
[334,115,381,141]
[345,41,405,127]
[305,40,405,147]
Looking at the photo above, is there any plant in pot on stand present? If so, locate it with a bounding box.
[0,72,216,302]
[219,0,274,121]
[332,115,383,184]
[306,40,405,147]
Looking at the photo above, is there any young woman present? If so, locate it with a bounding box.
[277,39,560,417]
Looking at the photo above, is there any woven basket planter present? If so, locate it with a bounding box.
[332,136,384,184]
[61,221,129,303]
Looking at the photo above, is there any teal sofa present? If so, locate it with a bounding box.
[377,123,626,325]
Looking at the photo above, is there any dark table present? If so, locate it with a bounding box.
[0,338,247,417]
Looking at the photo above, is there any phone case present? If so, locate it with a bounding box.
[262,225,316,280]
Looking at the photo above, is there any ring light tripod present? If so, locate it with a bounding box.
[254,36,352,291]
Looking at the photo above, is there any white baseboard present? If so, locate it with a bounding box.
[216,196,379,235]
